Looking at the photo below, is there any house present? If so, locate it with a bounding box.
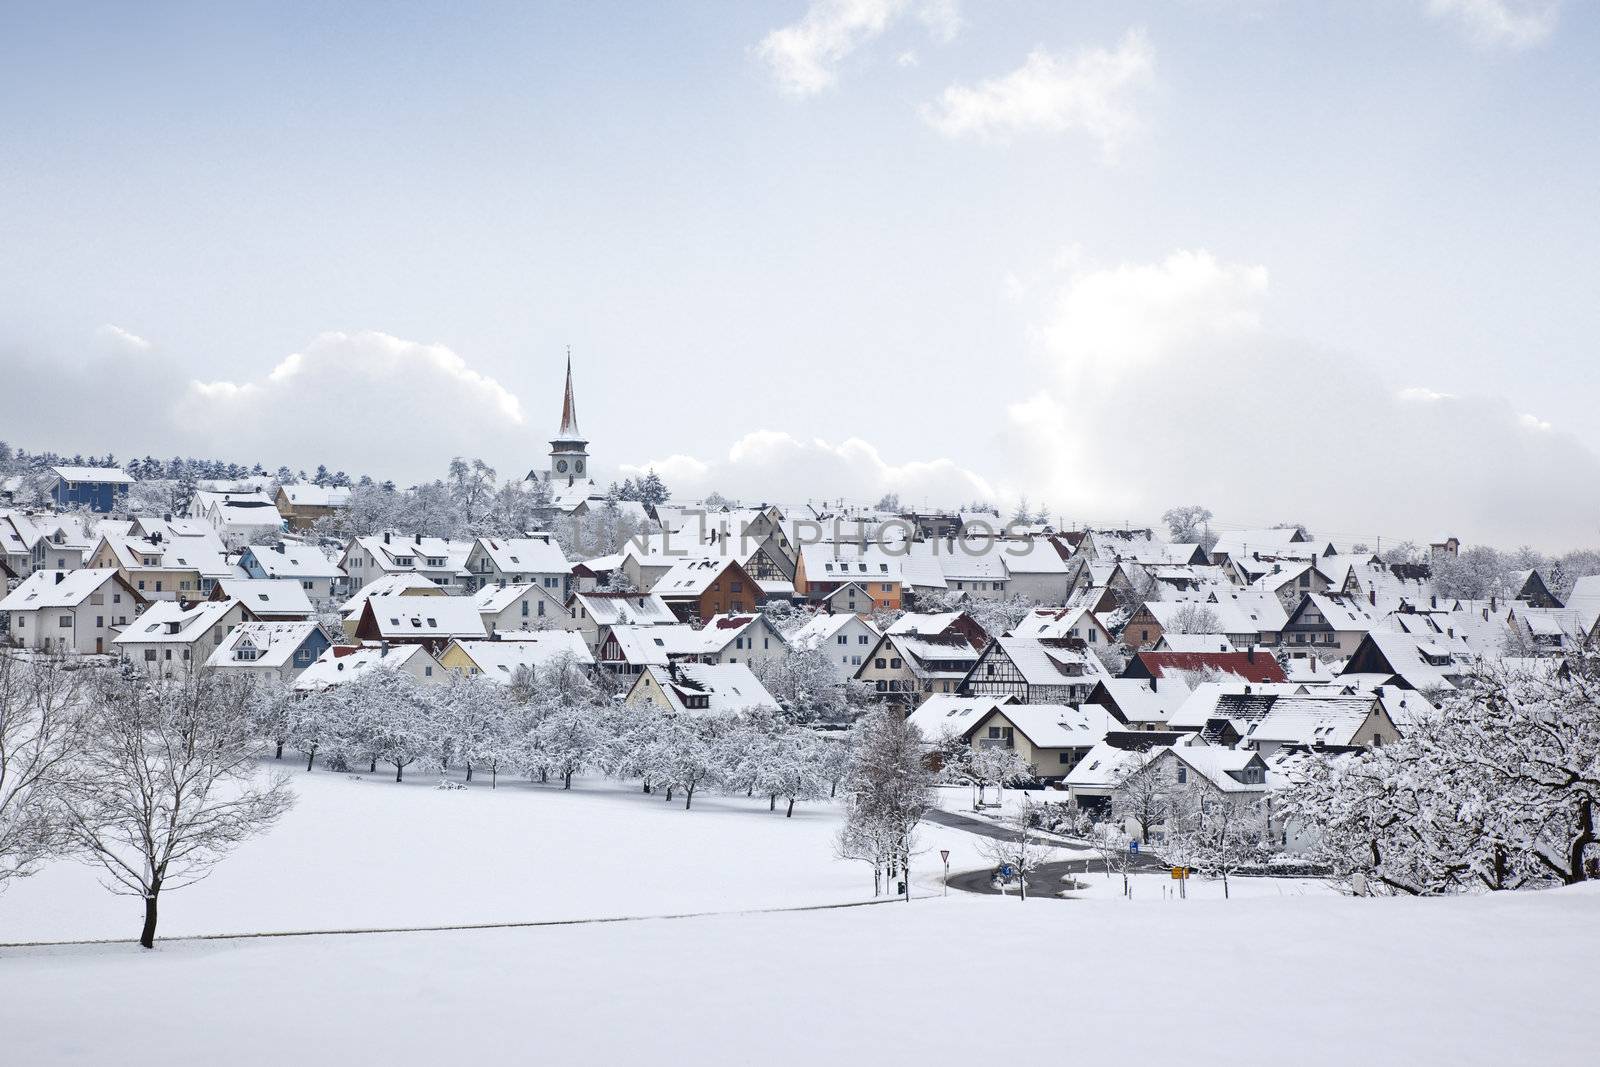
[1277,593,1380,659]
[652,557,763,622]
[463,536,570,595]
[1118,746,1275,844]
[50,466,132,512]
[1236,694,1399,755]
[0,511,45,576]
[1124,649,1287,685]
[438,632,595,681]
[1560,575,1600,635]
[1122,591,1287,651]
[472,582,568,635]
[1506,605,1593,654]
[789,611,880,682]
[907,694,1012,747]
[1084,676,1195,731]
[623,662,780,716]
[694,613,789,671]
[209,578,315,621]
[902,539,1010,600]
[960,636,1109,705]
[794,545,903,610]
[1009,606,1112,645]
[993,538,1075,603]
[567,591,678,651]
[294,642,446,691]
[188,490,285,550]
[275,484,352,531]
[239,542,346,605]
[595,623,710,675]
[1062,742,1150,811]
[962,701,1117,781]
[1339,631,1477,691]
[857,628,984,709]
[113,598,249,675]
[3,513,100,574]
[89,527,235,601]
[1209,527,1319,566]
[818,581,879,615]
[352,596,488,653]
[0,568,142,654]
[339,533,473,593]
[205,621,330,682]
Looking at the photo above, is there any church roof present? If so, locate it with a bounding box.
[553,351,585,443]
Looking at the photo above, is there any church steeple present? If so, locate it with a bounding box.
[557,349,581,440]
[547,347,589,484]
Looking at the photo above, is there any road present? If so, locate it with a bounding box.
[926,807,1171,898]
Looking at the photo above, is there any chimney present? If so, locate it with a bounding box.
[380,639,390,654]
[1149,676,1157,692]
[1490,594,1497,612]
[55,572,65,584]
[383,532,391,545]
[414,534,422,545]
[1430,594,1437,609]
[1247,648,1255,663]
[1244,684,1252,695]
[163,513,171,523]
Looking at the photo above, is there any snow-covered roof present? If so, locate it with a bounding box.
[278,485,353,508]
[1156,633,1236,653]
[1162,746,1268,794]
[602,623,708,665]
[1009,607,1101,640]
[799,544,903,584]
[907,695,1006,741]
[571,591,677,627]
[635,663,779,715]
[653,557,741,598]
[114,598,239,645]
[790,612,876,650]
[991,636,1109,687]
[294,644,439,690]
[353,535,473,574]
[1090,676,1194,726]
[1563,575,1600,633]
[246,542,345,579]
[213,578,314,618]
[887,612,963,637]
[1063,743,1146,790]
[446,634,594,680]
[1240,695,1380,748]
[51,465,133,484]
[983,703,1117,750]
[471,536,569,574]
[0,568,128,610]
[206,621,321,668]
[363,598,487,640]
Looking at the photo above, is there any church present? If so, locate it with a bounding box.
[526,354,605,511]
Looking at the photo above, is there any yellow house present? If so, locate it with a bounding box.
[963,703,1117,781]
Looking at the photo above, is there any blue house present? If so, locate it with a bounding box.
[51,466,133,513]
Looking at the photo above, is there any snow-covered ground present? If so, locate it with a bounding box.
[5,886,1595,1065]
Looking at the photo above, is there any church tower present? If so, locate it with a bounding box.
[547,351,589,484]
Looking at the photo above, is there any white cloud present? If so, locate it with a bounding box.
[177,331,527,476]
[756,0,962,95]
[1005,249,1600,548]
[922,30,1154,156]
[95,323,152,351]
[622,430,995,506]
[1426,0,1561,49]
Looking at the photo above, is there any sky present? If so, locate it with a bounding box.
[1,0,1596,548]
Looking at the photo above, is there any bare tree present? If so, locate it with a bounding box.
[64,669,295,948]
[1112,755,1174,844]
[0,653,87,889]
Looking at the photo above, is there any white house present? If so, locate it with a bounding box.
[205,621,330,682]
[790,612,880,682]
[0,568,142,654]
[294,643,446,690]
[463,536,569,594]
[113,598,249,675]
[623,662,780,716]
[339,533,473,593]
[240,541,346,605]
[472,582,568,635]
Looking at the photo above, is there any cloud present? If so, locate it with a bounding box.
[922,30,1154,156]
[1005,249,1600,548]
[174,331,527,476]
[1426,0,1561,49]
[621,430,995,506]
[756,0,961,95]
[95,323,152,351]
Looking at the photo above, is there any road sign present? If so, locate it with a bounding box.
[1171,866,1189,879]
[1129,840,1139,854]
[940,850,950,863]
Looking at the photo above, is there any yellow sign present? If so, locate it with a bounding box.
[1170,866,1188,879]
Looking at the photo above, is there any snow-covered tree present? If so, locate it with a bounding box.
[835,710,934,899]
[0,653,88,889]
[63,670,295,947]
[977,795,1059,901]
[1164,784,1267,899]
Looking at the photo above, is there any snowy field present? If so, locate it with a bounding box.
[4,886,1595,1065]
[1,766,1594,1065]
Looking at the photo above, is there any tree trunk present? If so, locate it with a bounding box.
[139,883,161,949]
[369,757,377,774]
[540,768,548,784]
[306,748,316,772]
[665,785,674,802]
[1565,797,1595,884]
[769,794,776,811]
[274,741,283,760]
[642,779,651,795]
[1222,871,1230,899]
[395,762,403,782]
[685,783,695,810]
[465,761,473,783]
[830,780,837,798]
[563,770,572,789]
[491,765,497,789]
[786,797,795,818]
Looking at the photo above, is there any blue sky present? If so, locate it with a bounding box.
[2,1,1596,546]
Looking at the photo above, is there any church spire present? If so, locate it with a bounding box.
[558,346,581,439]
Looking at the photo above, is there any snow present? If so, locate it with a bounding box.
[1,767,1594,1065]
[3,888,1595,1065]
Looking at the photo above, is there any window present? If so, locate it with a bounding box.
[875,658,886,669]
[58,616,72,628]
[96,616,104,627]
[1088,630,1098,643]
[1059,752,1073,765]
[144,649,157,662]
[837,635,848,645]
[1176,766,1188,784]
[889,658,902,668]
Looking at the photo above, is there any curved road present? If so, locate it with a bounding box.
[926,808,1171,898]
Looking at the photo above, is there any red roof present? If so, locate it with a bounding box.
[1129,651,1286,684]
